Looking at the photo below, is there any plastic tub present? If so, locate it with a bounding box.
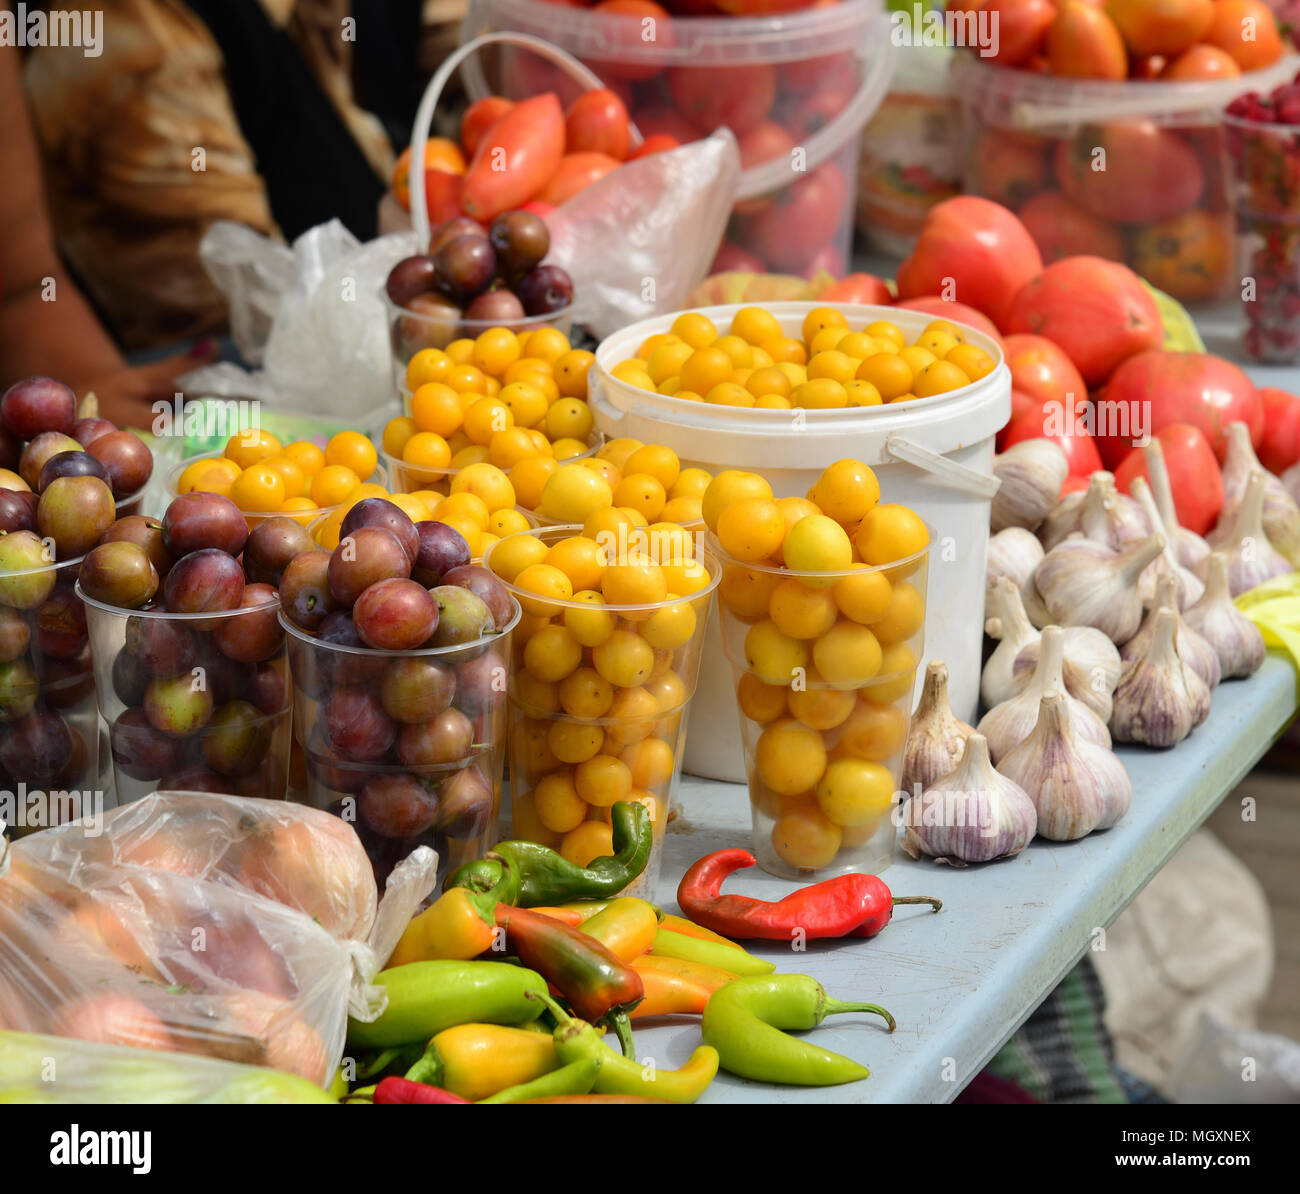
[80,588,290,806]
[591,300,1008,780]
[953,54,1297,305]
[1224,113,1300,362]
[461,0,893,276]
[484,524,720,897]
[711,530,930,879]
[281,601,519,889]
[0,553,98,826]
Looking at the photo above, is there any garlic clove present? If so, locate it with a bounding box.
[1184,552,1267,679]
[902,661,975,795]
[1110,607,1212,748]
[1211,422,1300,567]
[1010,625,1122,722]
[1039,488,1085,552]
[978,625,1112,760]
[1033,531,1166,645]
[1129,477,1204,609]
[1198,470,1293,596]
[991,439,1069,533]
[1121,573,1221,690]
[1142,437,1211,572]
[1283,459,1300,509]
[1078,471,1153,551]
[900,733,1037,864]
[982,577,1041,708]
[995,691,1133,841]
[986,527,1045,596]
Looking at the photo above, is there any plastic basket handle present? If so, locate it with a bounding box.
[885,434,1002,498]
[735,13,896,201]
[408,31,644,247]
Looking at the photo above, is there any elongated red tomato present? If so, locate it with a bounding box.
[538,152,622,206]
[1114,422,1222,534]
[461,94,566,221]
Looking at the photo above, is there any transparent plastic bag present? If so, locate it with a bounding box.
[182,219,419,420]
[0,793,435,1088]
[0,1031,337,1105]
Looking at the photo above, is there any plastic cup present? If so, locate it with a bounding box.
[0,553,98,829]
[1224,113,1300,362]
[80,587,291,807]
[165,449,389,532]
[485,523,720,898]
[280,600,520,889]
[710,531,931,880]
[382,292,574,397]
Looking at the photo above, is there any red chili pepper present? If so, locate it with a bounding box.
[677,849,942,942]
[372,1076,471,1104]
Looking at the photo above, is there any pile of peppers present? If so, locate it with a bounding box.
[343,828,939,1104]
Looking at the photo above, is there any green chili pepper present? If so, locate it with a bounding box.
[650,928,775,975]
[701,975,895,1087]
[445,801,653,906]
[347,960,549,1048]
[476,1058,601,1104]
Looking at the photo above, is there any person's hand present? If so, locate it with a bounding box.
[72,339,220,429]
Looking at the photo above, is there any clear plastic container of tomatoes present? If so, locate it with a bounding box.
[461,0,894,277]
[953,53,1296,305]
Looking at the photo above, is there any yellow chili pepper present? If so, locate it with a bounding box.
[651,928,775,975]
[578,898,660,962]
[425,1024,558,1101]
[659,913,745,949]
[386,887,497,966]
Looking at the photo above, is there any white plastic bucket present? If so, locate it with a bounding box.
[591,301,1010,781]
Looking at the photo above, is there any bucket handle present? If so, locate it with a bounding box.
[734,14,896,201]
[885,435,1002,498]
[408,32,644,248]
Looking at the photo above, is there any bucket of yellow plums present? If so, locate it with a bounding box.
[485,518,720,897]
[707,458,930,879]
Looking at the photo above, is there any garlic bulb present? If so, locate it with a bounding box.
[982,577,1041,708]
[1283,459,1300,508]
[1110,608,1211,748]
[1121,574,1220,690]
[977,625,1112,760]
[991,439,1069,532]
[902,661,974,794]
[1040,472,1148,552]
[1198,470,1292,596]
[1142,437,1210,572]
[900,734,1037,864]
[986,527,1044,595]
[1211,422,1300,567]
[996,692,1132,841]
[1010,625,1122,722]
[1184,552,1266,679]
[1129,477,1205,609]
[1033,532,1166,645]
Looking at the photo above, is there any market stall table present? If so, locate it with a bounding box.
[638,655,1296,1104]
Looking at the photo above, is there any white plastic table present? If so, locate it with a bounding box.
[639,656,1296,1103]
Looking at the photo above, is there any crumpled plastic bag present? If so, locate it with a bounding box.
[0,792,436,1088]
[0,1031,337,1105]
[1167,1014,1300,1104]
[182,219,420,420]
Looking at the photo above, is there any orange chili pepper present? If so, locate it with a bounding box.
[629,956,734,1019]
[658,912,746,948]
[528,907,585,927]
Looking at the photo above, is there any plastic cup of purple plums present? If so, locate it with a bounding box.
[0,549,99,822]
[383,210,575,386]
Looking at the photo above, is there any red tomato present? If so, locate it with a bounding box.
[1060,473,1091,496]
[970,130,1051,209]
[392,139,467,210]
[1204,0,1284,70]
[711,242,767,274]
[1161,44,1241,80]
[423,170,464,225]
[737,121,796,170]
[714,0,820,12]
[1003,389,1042,445]
[461,97,514,159]
[538,152,622,206]
[1097,351,1261,467]
[1113,423,1223,534]
[629,133,680,160]
[894,296,1004,346]
[818,273,893,305]
[590,0,675,82]
[520,200,556,219]
[1107,0,1214,57]
[1017,190,1124,263]
[1257,386,1300,474]
[779,51,855,94]
[565,89,632,160]
[801,244,847,280]
[982,0,1056,66]
[1054,123,1204,225]
[1005,255,1162,386]
[1046,1,1127,79]
[896,196,1043,332]
[667,64,776,137]
[1001,333,1088,409]
[632,105,698,143]
[1001,406,1104,478]
[744,161,847,272]
[461,94,566,221]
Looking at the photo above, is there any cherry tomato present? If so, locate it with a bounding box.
[629,133,680,160]
[461,97,514,159]
[392,139,467,210]
[565,89,632,160]
[745,161,848,273]
[667,63,776,137]
[590,0,675,82]
[462,94,566,221]
[538,152,623,206]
